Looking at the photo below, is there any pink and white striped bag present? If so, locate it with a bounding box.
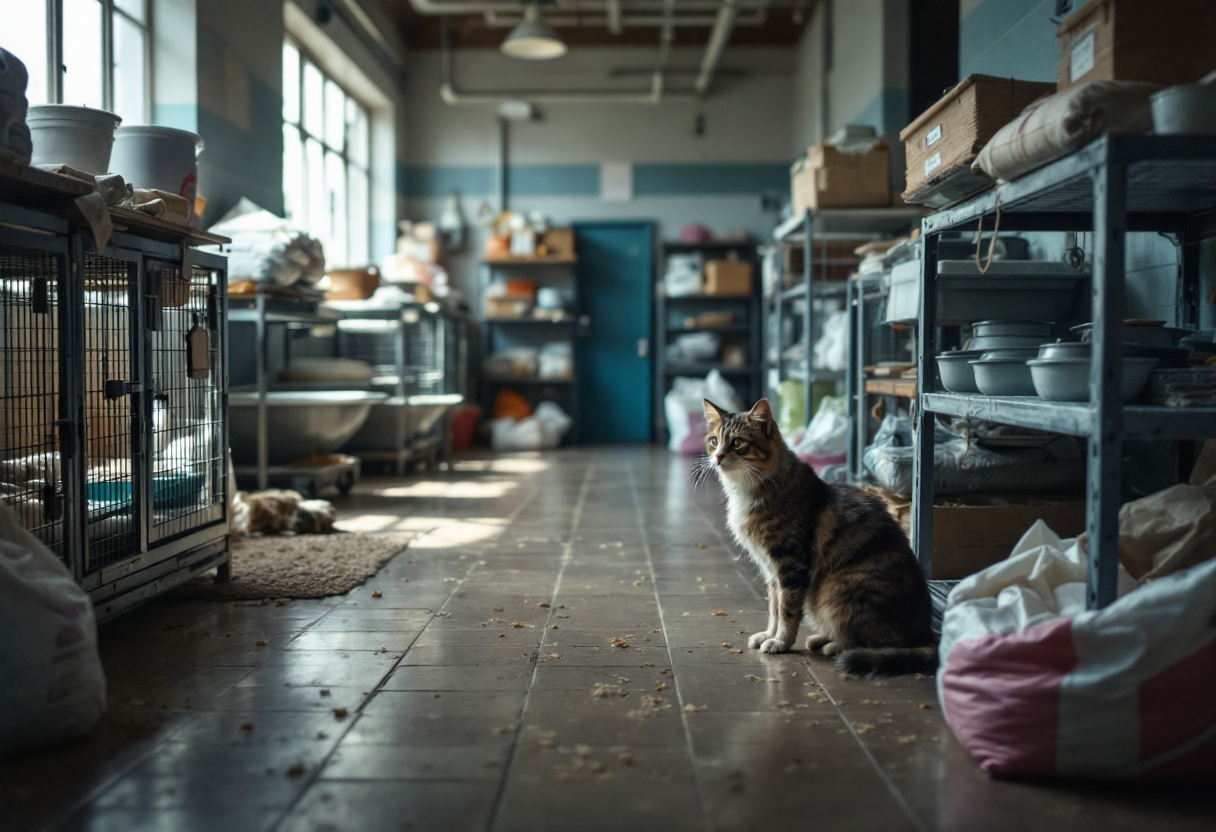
[937,521,1216,780]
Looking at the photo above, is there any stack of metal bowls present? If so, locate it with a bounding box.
[1028,341,1160,402]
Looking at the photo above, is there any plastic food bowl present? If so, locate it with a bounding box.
[86,472,207,511]
[28,105,122,173]
[970,357,1037,397]
[1027,357,1159,403]
[937,350,984,393]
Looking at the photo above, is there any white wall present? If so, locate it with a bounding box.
[402,45,799,297]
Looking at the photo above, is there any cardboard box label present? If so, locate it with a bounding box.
[1070,25,1096,81]
[924,153,942,176]
[926,124,942,148]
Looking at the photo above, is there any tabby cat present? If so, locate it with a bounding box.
[697,398,936,678]
[231,489,337,539]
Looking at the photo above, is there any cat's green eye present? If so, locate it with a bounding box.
[707,436,718,448]
[731,438,746,450]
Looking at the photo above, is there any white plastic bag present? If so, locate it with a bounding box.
[793,395,848,456]
[812,309,849,372]
[491,401,572,451]
[664,370,743,453]
[0,505,105,754]
[938,520,1215,780]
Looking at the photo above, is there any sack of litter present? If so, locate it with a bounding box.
[0,505,105,754]
[664,369,742,454]
[938,520,1216,780]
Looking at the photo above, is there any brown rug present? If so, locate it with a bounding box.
[170,532,416,601]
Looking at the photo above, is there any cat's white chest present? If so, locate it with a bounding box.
[722,485,776,584]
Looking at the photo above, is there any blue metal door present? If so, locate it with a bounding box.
[574,222,653,443]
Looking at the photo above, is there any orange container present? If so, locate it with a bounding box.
[504,279,538,299]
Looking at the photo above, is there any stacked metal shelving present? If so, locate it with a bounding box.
[912,134,1216,610]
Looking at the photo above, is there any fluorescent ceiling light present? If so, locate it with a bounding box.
[501,5,567,61]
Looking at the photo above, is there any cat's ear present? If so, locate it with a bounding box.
[745,398,776,438]
[703,399,729,427]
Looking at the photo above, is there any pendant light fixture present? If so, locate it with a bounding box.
[501,4,567,61]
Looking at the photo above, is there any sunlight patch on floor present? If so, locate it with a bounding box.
[408,516,511,549]
[370,480,518,499]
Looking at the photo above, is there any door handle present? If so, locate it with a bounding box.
[637,337,649,357]
[578,315,591,338]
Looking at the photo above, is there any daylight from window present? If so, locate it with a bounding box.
[282,40,371,270]
[3,0,148,122]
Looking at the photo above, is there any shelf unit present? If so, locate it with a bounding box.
[476,257,579,439]
[330,301,467,474]
[655,239,761,436]
[767,208,922,422]
[227,293,342,490]
[912,133,1216,611]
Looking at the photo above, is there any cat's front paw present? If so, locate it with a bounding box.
[747,631,772,649]
[759,638,790,654]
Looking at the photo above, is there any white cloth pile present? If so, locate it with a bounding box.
[208,198,324,287]
[0,48,33,164]
[491,401,572,451]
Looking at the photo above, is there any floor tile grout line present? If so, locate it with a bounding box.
[266,481,546,832]
[686,459,931,832]
[487,458,598,832]
[625,460,712,832]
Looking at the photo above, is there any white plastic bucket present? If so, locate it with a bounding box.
[27,105,122,174]
[109,125,204,209]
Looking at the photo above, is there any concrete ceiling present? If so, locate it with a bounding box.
[375,0,815,50]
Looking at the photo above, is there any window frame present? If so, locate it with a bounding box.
[281,35,373,269]
[29,0,152,119]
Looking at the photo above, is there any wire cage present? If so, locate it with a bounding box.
[145,259,226,544]
[79,250,145,573]
[0,241,70,563]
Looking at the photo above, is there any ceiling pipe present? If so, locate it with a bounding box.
[440,70,694,105]
[607,0,623,32]
[480,10,767,26]
[409,0,792,15]
[694,0,738,97]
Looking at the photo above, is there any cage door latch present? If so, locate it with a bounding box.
[104,379,139,399]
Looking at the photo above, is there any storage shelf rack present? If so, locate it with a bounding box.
[912,133,1216,611]
[655,239,761,438]
[768,208,922,422]
[329,300,467,474]
[476,257,580,440]
[228,294,341,491]
[0,198,231,621]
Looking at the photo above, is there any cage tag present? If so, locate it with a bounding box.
[186,314,211,379]
[33,277,49,313]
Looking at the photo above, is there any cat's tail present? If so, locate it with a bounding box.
[834,645,937,679]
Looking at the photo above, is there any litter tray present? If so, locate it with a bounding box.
[885,259,1089,324]
[86,472,207,511]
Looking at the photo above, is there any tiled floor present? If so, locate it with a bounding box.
[3,447,1212,832]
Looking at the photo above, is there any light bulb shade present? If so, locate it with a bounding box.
[501,5,567,60]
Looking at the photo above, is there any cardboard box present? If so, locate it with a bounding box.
[540,228,575,259]
[704,259,752,296]
[325,268,380,301]
[791,140,891,212]
[900,75,1056,200]
[872,489,1087,579]
[1057,0,1216,91]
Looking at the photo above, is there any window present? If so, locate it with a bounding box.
[282,39,371,269]
[3,0,149,122]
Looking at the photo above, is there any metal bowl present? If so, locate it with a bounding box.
[1069,320,1185,348]
[1151,84,1216,135]
[229,390,388,465]
[972,320,1054,339]
[345,394,465,451]
[969,334,1045,351]
[969,357,1037,397]
[1027,357,1159,403]
[937,350,984,393]
[1037,339,1193,366]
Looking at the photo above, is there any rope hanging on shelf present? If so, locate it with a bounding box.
[974,193,1003,275]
